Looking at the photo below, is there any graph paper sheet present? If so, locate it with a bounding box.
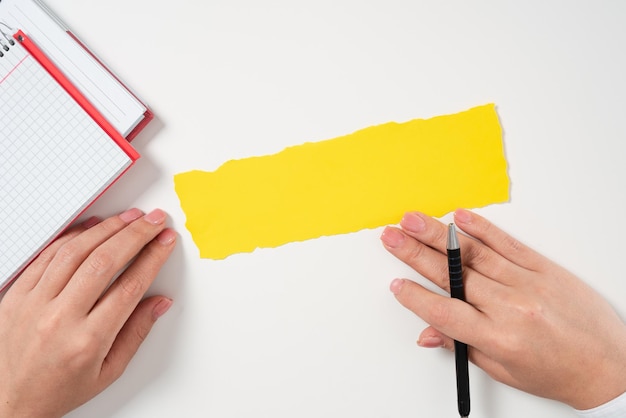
[0,35,134,289]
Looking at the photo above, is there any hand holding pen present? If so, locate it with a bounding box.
[381,209,626,411]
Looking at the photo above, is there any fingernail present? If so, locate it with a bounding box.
[82,216,101,229]
[400,212,426,233]
[156,228,177,246]
[153,298,173,321]
[144,209,167,225]
[381,227,405,248]
[454,209,472,224]
[119,208,143,223]
[418,336,444,348]
[390,278,404,295]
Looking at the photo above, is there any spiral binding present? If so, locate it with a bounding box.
[0,22,16,58]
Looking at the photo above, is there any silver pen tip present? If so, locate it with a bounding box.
[447,223,460,250]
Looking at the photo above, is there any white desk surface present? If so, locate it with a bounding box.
[39,1,626,417]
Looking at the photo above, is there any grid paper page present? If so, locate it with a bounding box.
[0,39,132,288]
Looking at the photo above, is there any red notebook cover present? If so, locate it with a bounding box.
[16,30,139,159]
[0,31,140,292]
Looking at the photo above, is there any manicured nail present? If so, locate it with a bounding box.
[153,298,173,321]
[381,227,405,248]
[156,228,177,245]
[119,208,143,223]
[144,209,166,225]
[418,336,444,348]
[82,216,101,229]
[400,212,426,233]
[390,278,404,295]
[454,208,472,224]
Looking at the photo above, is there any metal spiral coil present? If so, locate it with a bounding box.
[0,22,16,58]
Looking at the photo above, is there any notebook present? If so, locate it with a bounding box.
[0,29,140,291]
[0,0,153,140]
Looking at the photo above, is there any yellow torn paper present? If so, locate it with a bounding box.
[174,103,509,259]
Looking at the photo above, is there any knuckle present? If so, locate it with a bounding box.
[491,293,545,358]
[489,260,510,282]
[465,244,509,281]
[405,241,428,264]
[519,300,545,321]
[66,333,102,369]
[140,243,165,266]
[117,273,145,299]
[126,218,158,238]
[105,359,127,382]
[478,216,494,235]
[36,310,64,337]
[98,216,125,235]
[35,315,103,369]
[86,251,114,276]
[427,301,451,328]
[502,234,523,253]
[508,289,546,321]
[34,245,58,266]
[432,227,448,249]
[466,245,489,266]
[495,331,524,361]
[134,322,152,344]
[54,241,84,266]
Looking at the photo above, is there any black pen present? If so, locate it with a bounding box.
[447,223,470,417]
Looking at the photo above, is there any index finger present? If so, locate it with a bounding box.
[453,209,549,272]
[90,227,176,340]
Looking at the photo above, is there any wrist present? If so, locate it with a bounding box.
[567,337,626,410]
[0,395,59,418]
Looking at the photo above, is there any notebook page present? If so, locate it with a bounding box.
[0,0,146,137]
[0,37,133,288]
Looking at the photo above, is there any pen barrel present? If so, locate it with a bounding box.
[447,248,465,300]
[454,340,471,416]
[448,247,470,416]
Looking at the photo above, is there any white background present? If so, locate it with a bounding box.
[38,0,626,417]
